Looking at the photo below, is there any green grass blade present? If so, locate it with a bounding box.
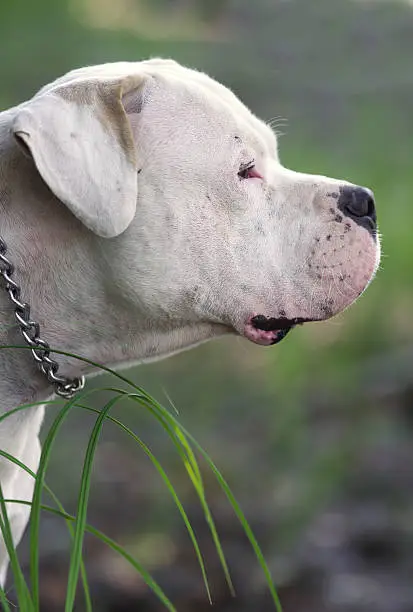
[3,498,177,612]
[77,403,212,604]
[0,586,12,612]
[29,389,96,610]
[65,394,176,612]
[0,392,211,604]
[0,400,62,426]
[0,346,282,608]
[128,394,235,596]
[64,395,119,612]
[175,430,283,611]
[173,424,235,596]
[82,387,235,598]
[0,449,92,612]
[44,488,92,612]
[0,437,176,612]
[0,480,33,611]
[127,393,282,610]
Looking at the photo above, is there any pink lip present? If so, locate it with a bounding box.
[244,314,295,346]
[244,322,281,345]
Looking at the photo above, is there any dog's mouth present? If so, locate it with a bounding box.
[244,314,312,346]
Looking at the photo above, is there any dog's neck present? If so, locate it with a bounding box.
[0,109,225,413]
[0,113,53,411]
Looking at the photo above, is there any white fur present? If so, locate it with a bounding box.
[0,59,380,584]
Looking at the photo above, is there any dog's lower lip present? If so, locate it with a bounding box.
[270,326,293,345]
[243,314,313,347]
[250,315,311,332]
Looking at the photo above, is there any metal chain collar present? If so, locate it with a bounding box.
[0,236,85,399]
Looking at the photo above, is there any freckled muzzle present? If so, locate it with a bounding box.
[242,183,379,348]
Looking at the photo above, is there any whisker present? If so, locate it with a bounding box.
[266,116,289,136]
[266,115,288,127]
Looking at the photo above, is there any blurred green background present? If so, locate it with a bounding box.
[1,0,413,610]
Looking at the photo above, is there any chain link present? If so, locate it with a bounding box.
[0,237,85,398]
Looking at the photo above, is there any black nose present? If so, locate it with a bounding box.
[338,186,376,229]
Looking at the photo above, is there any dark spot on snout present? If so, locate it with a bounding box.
[137,168,142,174]
[334,213,343,223]
[326,234,332,241]
[320,304,334,317]
[255,221,265,235]
[184,285,201,304]
[234,135,241,141]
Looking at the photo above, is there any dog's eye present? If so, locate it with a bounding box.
[238,161,262,180]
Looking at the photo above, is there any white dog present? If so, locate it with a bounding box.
[0,59,379,585]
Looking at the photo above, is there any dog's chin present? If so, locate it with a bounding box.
[244,314,312,347]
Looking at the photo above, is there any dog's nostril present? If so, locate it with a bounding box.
[338,186,376,224]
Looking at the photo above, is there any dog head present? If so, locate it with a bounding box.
[12,59,380,350]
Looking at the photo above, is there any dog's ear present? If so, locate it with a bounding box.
[12,73,145,238]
